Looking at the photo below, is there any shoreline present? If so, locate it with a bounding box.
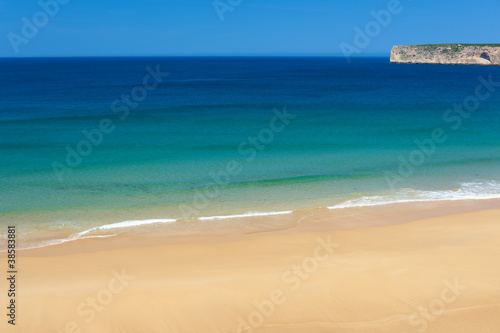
[4,197,500,251]
[2,199,500,332]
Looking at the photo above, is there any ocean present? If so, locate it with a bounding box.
[1,57,500,248]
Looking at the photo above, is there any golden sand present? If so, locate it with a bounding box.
[1,200,500,332]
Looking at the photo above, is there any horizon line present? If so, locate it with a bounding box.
[0,54,389,59]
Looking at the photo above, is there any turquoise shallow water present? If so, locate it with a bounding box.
[1,57,500,246]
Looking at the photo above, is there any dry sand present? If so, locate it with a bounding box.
[1,200,500,332]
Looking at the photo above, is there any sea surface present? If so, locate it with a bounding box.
[1,57,500,248]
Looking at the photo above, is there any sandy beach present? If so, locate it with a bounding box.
[1,199,499,332]
[2,1,500,331]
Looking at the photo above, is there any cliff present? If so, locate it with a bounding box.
[390,44,500,66]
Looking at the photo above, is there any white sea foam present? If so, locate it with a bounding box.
[328,181,500,210]
[76,218,177,237]
[8,218,178,251]
[70,211,292,239]
[197,210,294,221]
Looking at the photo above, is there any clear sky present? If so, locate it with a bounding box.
[1,0,499,57]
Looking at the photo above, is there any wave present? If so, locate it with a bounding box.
[76,211,293,235]
[328,181,500,209]
[7,181,500,251]
[76,218,178,237]
[198,210,293,220]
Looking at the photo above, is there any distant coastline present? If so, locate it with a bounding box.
[391,44,500,65]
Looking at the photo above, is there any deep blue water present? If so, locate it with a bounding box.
[1,57,500,240]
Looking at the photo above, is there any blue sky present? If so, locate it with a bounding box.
[1,0,499,57]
